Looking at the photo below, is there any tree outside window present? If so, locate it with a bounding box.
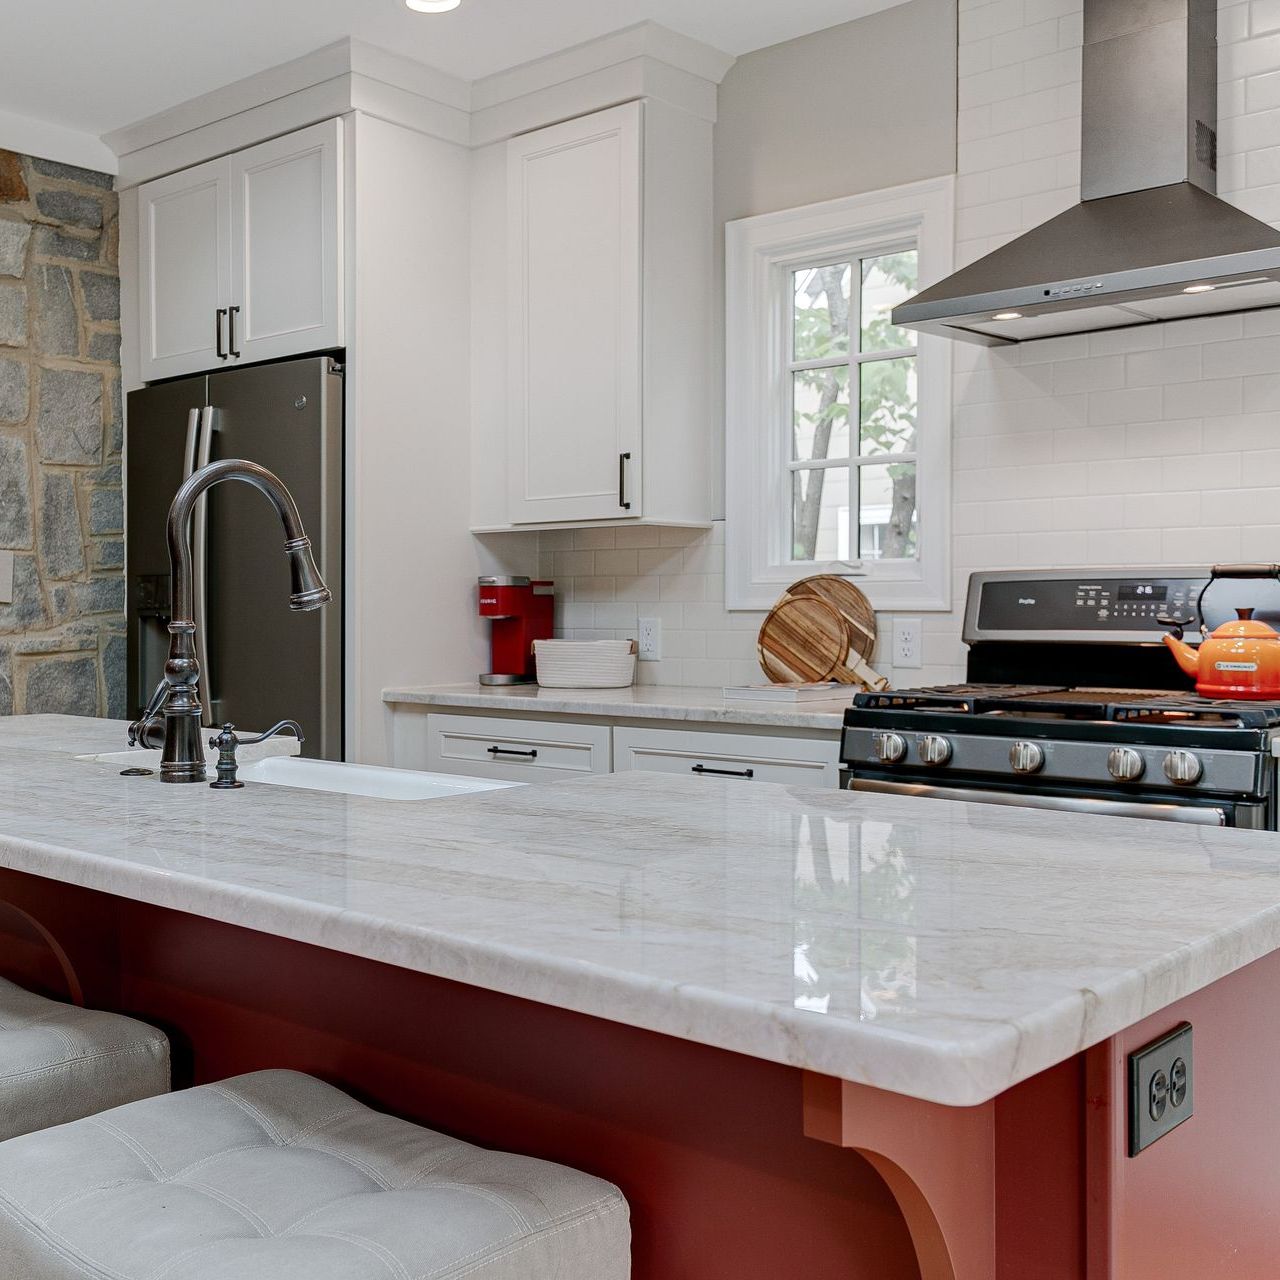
[789,250,918,564]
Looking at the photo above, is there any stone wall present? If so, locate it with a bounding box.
[0,150,123,718]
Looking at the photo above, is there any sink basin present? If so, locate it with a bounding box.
[233,756,521,800]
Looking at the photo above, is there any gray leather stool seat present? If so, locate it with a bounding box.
[0,1068,631,1279]
[0,976,169,1141]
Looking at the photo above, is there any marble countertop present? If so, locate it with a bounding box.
[5,714,1280,1106]
[380,682,852,731]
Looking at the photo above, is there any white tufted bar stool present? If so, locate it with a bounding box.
[0,1068,631,1279]
[0,976,170,1141]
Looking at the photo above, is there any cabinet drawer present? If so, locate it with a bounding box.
[426,714,611,782]
[612,726,838,787]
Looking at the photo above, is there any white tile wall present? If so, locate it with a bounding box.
[546,0,1280,690]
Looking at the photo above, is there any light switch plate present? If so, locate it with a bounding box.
[0,550,13,604]
[1129,1022,1194,1156]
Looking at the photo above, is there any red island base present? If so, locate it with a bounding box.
[2,866,1279,1280]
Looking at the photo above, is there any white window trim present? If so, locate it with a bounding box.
[725,175,954,612]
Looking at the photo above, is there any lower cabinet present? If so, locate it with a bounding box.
[425,713,611,783]
[612,726,839,787]
[394,707,840,787]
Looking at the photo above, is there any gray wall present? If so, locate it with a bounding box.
[710,0,958,513]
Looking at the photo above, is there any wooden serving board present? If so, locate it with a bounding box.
[757,575,889,689]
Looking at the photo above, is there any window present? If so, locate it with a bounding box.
[725,177,953,612]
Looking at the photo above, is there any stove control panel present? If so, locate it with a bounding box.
[965,567,1280,643]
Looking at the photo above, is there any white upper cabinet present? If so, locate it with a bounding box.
[138,119,343,381]
[138,155,230,381]
[229,120,343,367]
[507,103,642,524]
[492,98,713,530]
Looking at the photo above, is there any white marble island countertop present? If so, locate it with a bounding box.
[380,682,853,731]
[5,714,1280,1106]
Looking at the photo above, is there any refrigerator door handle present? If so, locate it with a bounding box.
[193,406,216,724]
[182,408,199,482]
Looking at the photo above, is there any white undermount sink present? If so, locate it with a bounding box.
[79,744,519,801]
[232,756,520,801]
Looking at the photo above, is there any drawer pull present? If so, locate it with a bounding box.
[488,746,538,759]
[691,763,754,779]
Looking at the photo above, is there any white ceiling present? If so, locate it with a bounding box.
[0,0,904,140]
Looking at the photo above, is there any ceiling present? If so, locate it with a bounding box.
[0,0,904,139]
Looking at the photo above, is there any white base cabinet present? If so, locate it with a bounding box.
[425,713,611,783]
[393,707,840,788]
[613,726,839,787]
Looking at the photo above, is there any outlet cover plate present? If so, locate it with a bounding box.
[1128,1022,1193,1156]
[637,616,661,661]
[892,616,922,669]
[0,550,12,604]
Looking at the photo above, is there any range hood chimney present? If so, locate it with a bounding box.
[894,0,1280,345]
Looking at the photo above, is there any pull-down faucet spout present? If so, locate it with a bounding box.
[150,458,331,783]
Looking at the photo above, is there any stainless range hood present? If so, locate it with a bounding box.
[893,0,1280,345]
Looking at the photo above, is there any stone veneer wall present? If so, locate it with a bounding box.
[0,150,123,717]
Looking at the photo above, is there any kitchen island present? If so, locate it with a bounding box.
[4,715,1280,1277]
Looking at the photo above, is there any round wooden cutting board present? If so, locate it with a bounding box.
[757,575,888,689]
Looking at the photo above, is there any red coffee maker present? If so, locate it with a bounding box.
[478,576,554,685]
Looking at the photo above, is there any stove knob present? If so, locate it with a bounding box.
[1163,750,1203,786]
[1107,747,1145,782]
[872,732,907,765]
[1009,741,1045,774]
[919,734,953,767]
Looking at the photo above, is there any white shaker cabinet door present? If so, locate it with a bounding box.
[507,102,642,524]
[138,155,231,382]
[228,118,343,366]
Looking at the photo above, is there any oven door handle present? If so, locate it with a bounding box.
[847,778,1228,826]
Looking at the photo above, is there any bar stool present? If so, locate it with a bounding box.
[0,976,169,1141]
[0,1068,630,1278]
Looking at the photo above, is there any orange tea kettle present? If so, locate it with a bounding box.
[1163,564,1280,700]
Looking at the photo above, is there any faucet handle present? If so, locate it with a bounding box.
[128,679,171,747]
[206,721,303,790]
[234,720,304,748]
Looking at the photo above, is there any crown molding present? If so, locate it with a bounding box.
[106,24,734,186]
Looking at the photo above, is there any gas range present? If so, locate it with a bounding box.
[841,569,1280,829]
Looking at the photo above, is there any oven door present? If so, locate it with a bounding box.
[846,777,1256,826]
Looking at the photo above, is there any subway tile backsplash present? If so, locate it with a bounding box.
[546,0,1280,692]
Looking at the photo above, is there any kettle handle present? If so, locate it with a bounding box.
[1210,563,1280,580]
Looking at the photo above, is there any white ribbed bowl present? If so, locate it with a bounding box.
[534,639,637,689]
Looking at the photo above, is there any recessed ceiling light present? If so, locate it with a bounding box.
[1183,284,1215,294]
[406,0,460,11]
[993,311,1022,320]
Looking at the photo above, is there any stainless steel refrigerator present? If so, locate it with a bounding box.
[126,356,343,760]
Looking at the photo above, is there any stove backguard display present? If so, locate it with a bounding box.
[974,577,1202,635]
[965,567,1280,644]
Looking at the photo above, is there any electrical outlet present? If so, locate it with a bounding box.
[892,616,922,669]
[1128,1022,1194,1156]
[0,551,12,605]
[637,616,662,661]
